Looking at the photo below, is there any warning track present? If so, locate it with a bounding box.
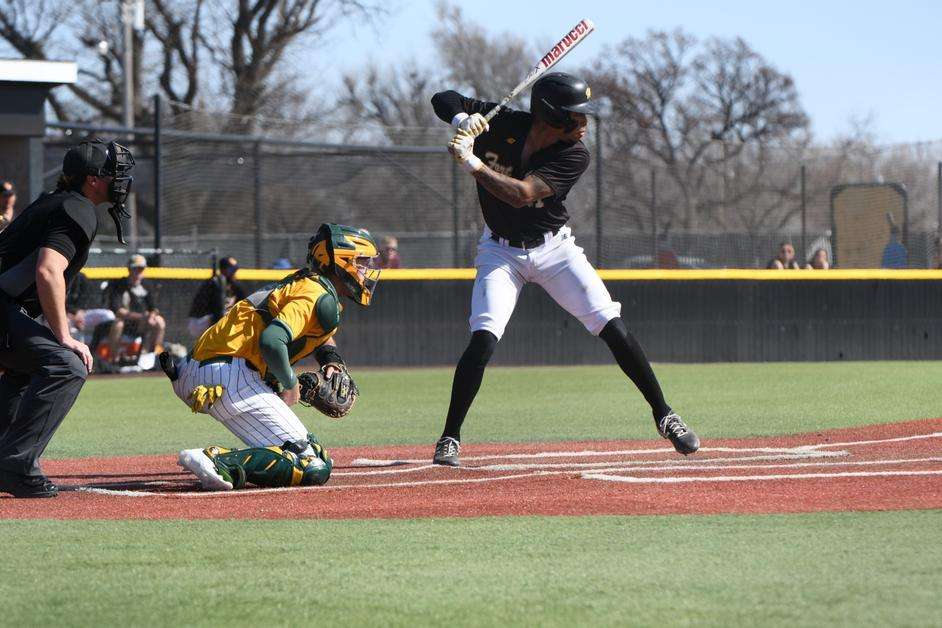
[2,418,941,520]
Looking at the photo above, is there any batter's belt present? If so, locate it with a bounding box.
[490,227,559,250]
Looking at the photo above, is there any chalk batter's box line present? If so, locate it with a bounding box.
[75,432,942,498]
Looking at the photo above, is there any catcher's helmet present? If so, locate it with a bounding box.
[307,223,381,306]
[530,72,594,131]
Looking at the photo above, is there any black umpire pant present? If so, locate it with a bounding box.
[0,298,87,478]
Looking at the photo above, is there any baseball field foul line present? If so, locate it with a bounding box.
[582,469,942,483]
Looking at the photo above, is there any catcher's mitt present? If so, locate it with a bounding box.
[298,366,358,418]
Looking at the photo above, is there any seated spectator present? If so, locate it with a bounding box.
[0,180,16,231]
[805,248,830,270]
[66,271,115,344]
[106,255,166,361]
[271,258,293,269]
[188,256,247,338]
[766,242,800,269]
[376,236,402,269]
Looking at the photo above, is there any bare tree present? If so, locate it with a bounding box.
[0,0,380,124]
[430,1,538,103]
[146,0,204,113]
[0,0,101,120]
[587,29,810,235]
[337,62,444,143]
[338,0,539,142]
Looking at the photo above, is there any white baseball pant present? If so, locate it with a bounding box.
[171,356,309,447]
[470,226,621,339]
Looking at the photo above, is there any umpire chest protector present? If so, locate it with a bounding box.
[0,191,97,317]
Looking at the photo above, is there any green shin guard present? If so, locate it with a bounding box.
[205,440,332,489]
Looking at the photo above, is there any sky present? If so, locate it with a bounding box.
[321,0,942,144]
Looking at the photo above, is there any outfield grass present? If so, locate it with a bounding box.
[1,512,940,627]
[48,361,942,458]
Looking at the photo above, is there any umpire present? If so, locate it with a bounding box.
[0,139,134,498]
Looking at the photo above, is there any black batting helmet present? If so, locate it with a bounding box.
[530,72,594,131]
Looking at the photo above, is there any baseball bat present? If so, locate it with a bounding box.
[483,18,596,123]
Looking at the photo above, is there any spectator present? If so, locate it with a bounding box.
[805,248,830,270]
[376,236,402,269]
[766,242,800,269]
[881,217,907,268]
[271,258,293,269]
[0,180,16,231]
[188,256,247,338]
[106,255,166,361]
[656,233,679,269]
[66,272,115,344]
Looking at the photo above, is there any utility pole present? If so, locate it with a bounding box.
[121,0,144,251]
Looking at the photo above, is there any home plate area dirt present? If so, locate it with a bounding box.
[2,418,941,519]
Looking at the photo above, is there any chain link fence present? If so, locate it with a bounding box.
[43,99,942,269]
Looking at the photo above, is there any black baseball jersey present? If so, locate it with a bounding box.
[432,90,590,241]
[108,277,158,314]
[0,191,97,318]
[189,275,247,320]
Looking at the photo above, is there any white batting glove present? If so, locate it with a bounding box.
[451,112,490,137]
[448,130,483,173]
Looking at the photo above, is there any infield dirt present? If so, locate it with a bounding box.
[2,418,940,519]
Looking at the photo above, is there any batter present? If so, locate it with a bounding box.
[431,72,699,466]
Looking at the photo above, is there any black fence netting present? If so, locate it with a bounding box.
[43,102,942,269]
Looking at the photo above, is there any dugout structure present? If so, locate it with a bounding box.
[831,183,909,268]
[0,60,76,202]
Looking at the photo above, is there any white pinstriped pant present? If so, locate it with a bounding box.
[171,356,309,447]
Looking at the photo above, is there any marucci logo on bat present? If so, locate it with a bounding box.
[540,20,593,69]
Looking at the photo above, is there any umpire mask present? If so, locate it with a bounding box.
[64,139,136,244]
[104,142,136,245]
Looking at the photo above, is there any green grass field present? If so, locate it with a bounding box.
[4,361,942,626]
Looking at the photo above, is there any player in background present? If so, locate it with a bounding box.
[430,72,699,467]
[160,224,381,491]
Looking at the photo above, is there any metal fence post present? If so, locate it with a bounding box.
[650,167,657,267]
[153,94,162,261]
[253,141,263,268]
[595,114,603,268]
[800,163,806,257]
[452,158,460,267]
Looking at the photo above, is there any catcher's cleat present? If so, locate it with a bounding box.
[178,448,234,491]
[656,412,700,455]
[433,436,461,467]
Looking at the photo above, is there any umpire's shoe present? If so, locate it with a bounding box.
[0,470,59,498]
[433,437,461,467]
[657,412,700,455]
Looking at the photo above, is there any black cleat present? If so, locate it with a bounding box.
[433,437,461,467]
[657,412,700,455]
[0,471,59,498]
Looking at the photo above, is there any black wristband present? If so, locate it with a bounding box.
[314,344,345,368]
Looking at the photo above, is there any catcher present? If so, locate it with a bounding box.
[160,223,381,491]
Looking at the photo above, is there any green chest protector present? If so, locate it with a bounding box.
[245,270,341,370]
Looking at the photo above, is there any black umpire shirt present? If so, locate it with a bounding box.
[432,90,590,241]
[0,191,97,318]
